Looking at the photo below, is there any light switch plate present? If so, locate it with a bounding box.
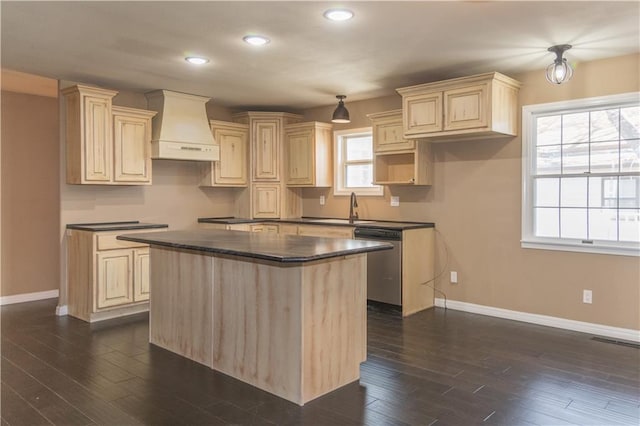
[390,196,400,207]
[320,195,325,205]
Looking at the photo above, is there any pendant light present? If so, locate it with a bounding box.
[331,95,350,123]
[545,44,574,85]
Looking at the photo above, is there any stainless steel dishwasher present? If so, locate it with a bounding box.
[354,228,402,305]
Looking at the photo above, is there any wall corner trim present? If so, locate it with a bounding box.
[0,289,59,306]
[55,304,68,316]
[434,298,640,343]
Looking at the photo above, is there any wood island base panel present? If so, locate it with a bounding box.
[149,246,367,405]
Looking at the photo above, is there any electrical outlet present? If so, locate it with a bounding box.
[390,196,400,207]
[319,195,325,205]
[450,271,458,284]
[583,289,593,304]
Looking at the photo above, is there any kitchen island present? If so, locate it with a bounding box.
[117,229,391,405]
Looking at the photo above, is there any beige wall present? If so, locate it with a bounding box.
[1,80,60,296]
[57,82,237,306]
[301,53,640,331]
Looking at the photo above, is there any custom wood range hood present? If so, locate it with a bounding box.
[145,90,220,161]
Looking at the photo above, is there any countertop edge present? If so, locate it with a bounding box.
[198,217,435,229]
[67,223,170,232]
[117,233,392,264]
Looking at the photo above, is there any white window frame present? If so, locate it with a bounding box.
[333,127,383,196]
[521,92,640,257]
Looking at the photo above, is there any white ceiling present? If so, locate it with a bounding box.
[2,1,639,110]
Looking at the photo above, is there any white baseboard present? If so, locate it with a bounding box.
[434,298,640,343]
[0,289,59,306]
[56,305,68,316]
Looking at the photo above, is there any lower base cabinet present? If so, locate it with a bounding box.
[67,229,158,322]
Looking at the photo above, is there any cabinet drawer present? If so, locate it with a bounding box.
[97,233,150,250]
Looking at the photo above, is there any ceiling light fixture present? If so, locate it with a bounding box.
[323,8,354,21]
[185,56,209,65]
[545,44,574,85]
[243,35,270,46]
[331,95,350,123]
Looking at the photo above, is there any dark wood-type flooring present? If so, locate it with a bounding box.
[1,299,638,425]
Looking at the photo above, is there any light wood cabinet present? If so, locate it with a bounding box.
[96,249,134,309]
[250,224,279,233]
[397,72,521,141]
[201,120,249,187]
[62,85,156,185]
[67,228,164,322]
[63,85,117,184]
[278,223,299,235]
[252,120,280,181]
[401,227,435,316]
[369,111,432,186]
[252,184,280,218]
[374,143,432,186]
[297,225,354,239]
[134,248,150,302]
[284,122,333,187]
[369,110,416,153]
[232,112,304,219]
[112,106,155,184]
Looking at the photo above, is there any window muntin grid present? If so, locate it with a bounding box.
[531,104,640,244]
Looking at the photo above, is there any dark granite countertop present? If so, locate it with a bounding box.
[198,217,434,230]
[118,229,392,263]
[66,221,169,232]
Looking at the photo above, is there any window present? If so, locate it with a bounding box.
[522,92,640,256]
[334,128,383,196]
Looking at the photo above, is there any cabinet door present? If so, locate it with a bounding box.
[253,120,280,180]
[279,224,298,235]
[83,96,113,182]
[285,129,313,185]
[215,127,248,185]
[133,248,150,302]
[403,92,442,136]
[252,184,280,218]
[374,119,415,152]
[113,111,152,183]
[444,84,488,131]
[96,250,133,309]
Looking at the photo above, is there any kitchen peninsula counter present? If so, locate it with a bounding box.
[117,230,391,405]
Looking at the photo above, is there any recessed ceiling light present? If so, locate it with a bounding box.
[323,8,354,21]
[243,35,270,46]
[185,56,209,65]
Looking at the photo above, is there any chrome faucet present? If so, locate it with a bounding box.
[348,192,359,223]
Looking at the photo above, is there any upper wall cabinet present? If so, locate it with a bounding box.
[368,110,415,153]
[396,72,521,142]
[201,120,249,187]
[369,110,432,186]
[112,106,156,184]
[62,85,156,185]
[284,122,333,187]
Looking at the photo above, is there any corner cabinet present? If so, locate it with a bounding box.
[284,122,333,187]
[232,112,304,219]
[396,72,521,141]
[67,228,166,322]
[201,120,249,187]
[368,110,432,186]
[62,85,156,185]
